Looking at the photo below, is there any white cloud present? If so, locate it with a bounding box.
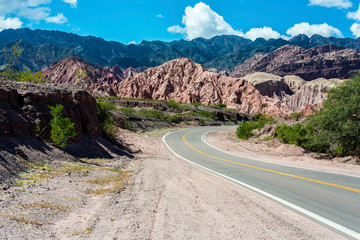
[168,2,286,41]
[286,22,343,38]
[0,16,23,31]
[0,0,73,27]
[62,0,77,8]
[45,13,67,24]
[244,27,286,41]
[156,14,164,18]
[350,23,360,37]
[128,41,136,45]
[168,2,241,40]
[308,0,352,9]
[347,4,360,21]
[167,25,186,34]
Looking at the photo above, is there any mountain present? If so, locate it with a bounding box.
[43,57,138,96]
[116,57,291,116]
[230,44,360,80]
[3,28,360,71]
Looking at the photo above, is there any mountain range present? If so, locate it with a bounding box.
[2,28,360,71]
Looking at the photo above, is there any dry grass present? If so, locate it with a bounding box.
[80,158,108,164]
[0,213,42,226]
[86,170,132,195]
[72,225,94,236]
[21,202,69,212]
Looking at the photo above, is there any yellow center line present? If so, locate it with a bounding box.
[182,130,360,194]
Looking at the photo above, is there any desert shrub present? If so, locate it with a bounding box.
[252,113,275,130]
[191,102,202,107]
[119,107,135,116]
[123,120,134,130]
[236,121,254,140]
[300,131,331,154]
[198,111,217,120]
[290,112,305,121]
[49,104,76,149]
[199,119,205,125]
[166,100,180,109]
[166,114,181,123]
[137,109,165,119]
[96,101,116,140]
[276,123,311,146]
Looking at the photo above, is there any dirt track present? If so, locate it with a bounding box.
[0,128,346,239]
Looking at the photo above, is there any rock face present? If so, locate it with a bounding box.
[43,57,138,96]
[116,58,291,116]
[231,45,360,80]
[0,79,101,139]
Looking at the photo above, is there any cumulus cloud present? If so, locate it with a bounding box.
[168,2,285,41]
[350,23,360,37]
[156,14,164,18]
[347,4,360,21]
[45,13,67,24]
[244,27,286,41]
[62,0,77,8]
[286,22,343,38]
[308,0,352,9]
[0,16,23,31]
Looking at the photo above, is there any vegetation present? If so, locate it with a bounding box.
[49,104,76,149]
[1,43,46,83]
[96,101,116,141]
[197,110,218,120]
[276,123,312,146]
[75,69,89,88]
[290,112,305,121]
[236,114,275,140]
[166,100,180,108]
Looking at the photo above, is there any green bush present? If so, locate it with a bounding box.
[123,120,134,131]
[290,112,305,121]
[96,101,116,140]
[236,121,254,140]
[166,114,181,123]
[198,111,217,120]
[166,100,180,109]
[49,104,76,149]
[120,107,135,116]
[276,123,311,146]
[191,102,202,107]
[137,109,165,119]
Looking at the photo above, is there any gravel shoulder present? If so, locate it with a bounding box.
[0,127,346,239]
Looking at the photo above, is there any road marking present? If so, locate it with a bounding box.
[162,131,360,240]
[183,130,360,194]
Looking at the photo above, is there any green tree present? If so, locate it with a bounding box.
[75,69,89,88]
[1,43,46,83]
[49,104,77,149]
[309,73,360,156]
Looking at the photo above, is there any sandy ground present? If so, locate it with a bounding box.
[205,128,360,177]
[0,127,347,239]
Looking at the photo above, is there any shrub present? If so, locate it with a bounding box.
[290,112,305,121]
[119,107,135,116]
[198,111,217,120]
[123,120,134,130]
[96,101,116,140]
[166,100,180,109]
[276,123,310,146]
[137,109,165,119]
[166,114,181,123]
[236,121,254,140]
[191,102,202,107]
[49,104,76,149]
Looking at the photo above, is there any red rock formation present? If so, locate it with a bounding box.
[231,45,360,80]
[116,58,291,116]
[43,57,138,96]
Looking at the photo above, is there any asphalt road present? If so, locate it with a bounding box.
[163,126,360,239]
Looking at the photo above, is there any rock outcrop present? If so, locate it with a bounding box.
[116,58,291,116]
[43,57,138,96]
[0,79,101,139]
[231,45,360,80]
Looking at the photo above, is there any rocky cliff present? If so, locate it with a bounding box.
[231,45,360,80]
[43,57,138,96]
[116,58,291,116]
[0,79,101,139]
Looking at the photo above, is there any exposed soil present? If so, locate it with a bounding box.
[205,128,360,177]
[0,127,346,239]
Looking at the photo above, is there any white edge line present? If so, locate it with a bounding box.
[201,128,360,179]
[162,130,360,240]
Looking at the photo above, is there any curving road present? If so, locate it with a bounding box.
[163,126,360,239]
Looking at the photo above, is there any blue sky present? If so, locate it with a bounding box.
[1,0,360,44]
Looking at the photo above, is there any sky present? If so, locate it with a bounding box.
[1,0,360,44]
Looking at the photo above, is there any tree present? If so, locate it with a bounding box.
[1,43,46,83]
[75,69,89,88]
[309,73,360,156]
[49,104,77,149]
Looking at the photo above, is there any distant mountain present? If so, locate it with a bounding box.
[2,28,360,71]
[231,44,360,80]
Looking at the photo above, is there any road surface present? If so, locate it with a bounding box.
[163,126,360,239]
